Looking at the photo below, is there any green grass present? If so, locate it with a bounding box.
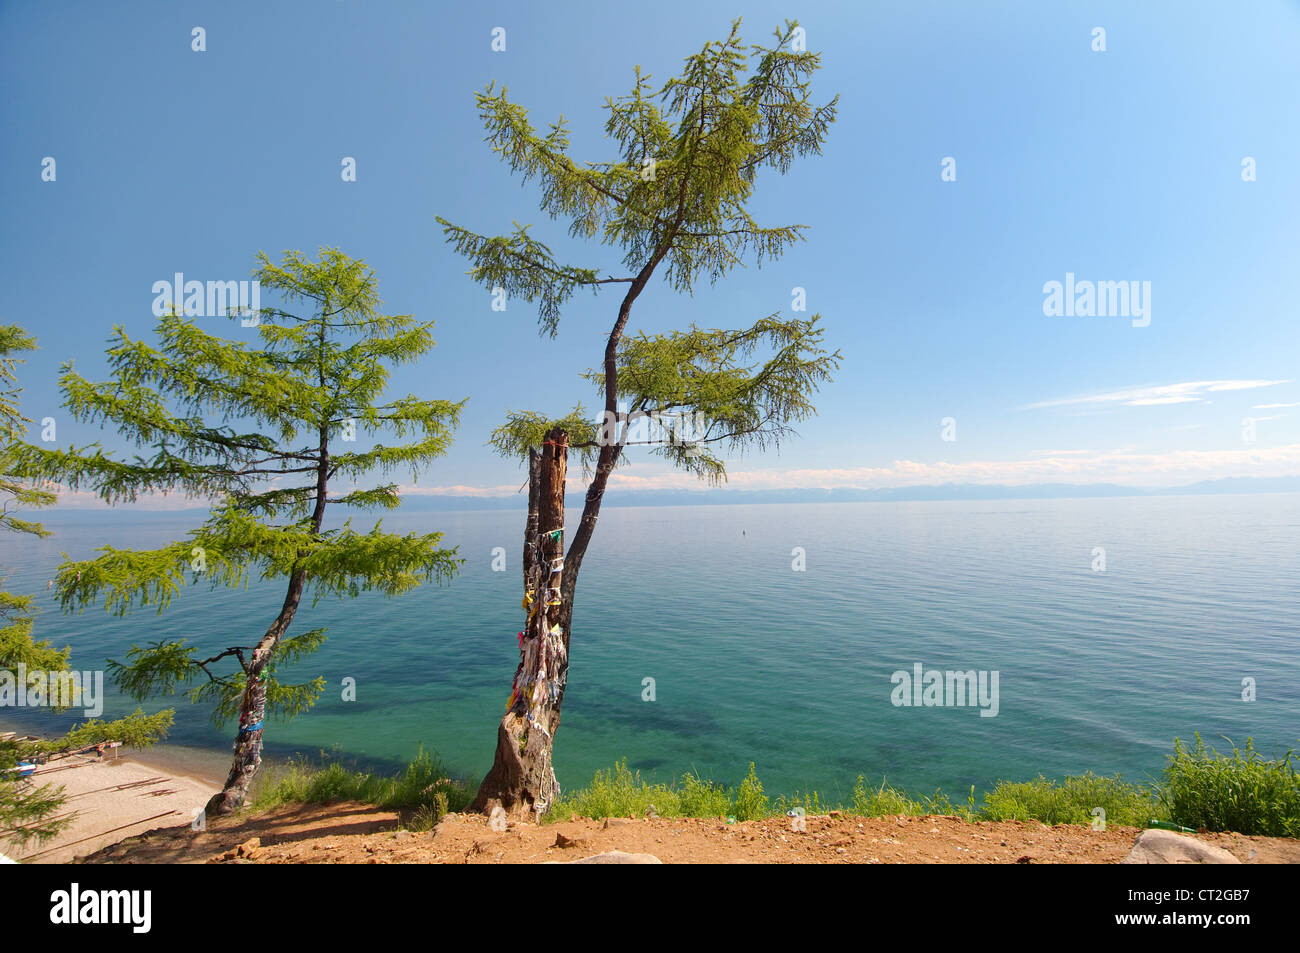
[848,776,958,818]
[548,737,1299,836]
[249,747,474,831]
[979,772,1162,827]
[546,764,1159,828]
[543,760,730,820]
[545,760,959,824]
[1160,734,1300,837]
[243,735,1300,837]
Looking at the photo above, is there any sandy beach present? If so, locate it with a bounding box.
[2,738,224,864]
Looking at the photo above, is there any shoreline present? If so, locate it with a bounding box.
[125,742,232,789]
[2,719,227,864]
[0,714,232,787]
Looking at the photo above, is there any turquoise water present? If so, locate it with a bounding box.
[3,494,1298,799]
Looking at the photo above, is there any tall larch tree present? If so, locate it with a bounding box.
[11,250,466,814]
[438,20,841,816]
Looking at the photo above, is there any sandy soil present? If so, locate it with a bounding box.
[3,749,220,864]
[77,803,1300,864]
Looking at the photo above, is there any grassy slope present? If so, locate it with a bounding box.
[247,734,1298,838]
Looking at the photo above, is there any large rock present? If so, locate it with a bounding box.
[1121,829,1240,864]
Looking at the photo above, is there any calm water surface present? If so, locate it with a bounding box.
[3,494,1297,798]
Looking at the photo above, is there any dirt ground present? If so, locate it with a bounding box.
[77,802,1300,864]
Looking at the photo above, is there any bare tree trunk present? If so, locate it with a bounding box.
[205,565,312,817]
[206,332,334,819]
[471,428,568,818]
[469,249,671,819]
[204,669,268,817]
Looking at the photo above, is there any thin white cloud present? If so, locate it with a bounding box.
[1126,396,1202,406]
[399,483,524,497]
[1254,402,1300,409]
[591,443,1300,492]
[35,443,1300,510]
[1025,379,1290,411]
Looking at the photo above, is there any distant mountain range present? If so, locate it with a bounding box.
[41,475,1300,520]
[396,475,1300,512]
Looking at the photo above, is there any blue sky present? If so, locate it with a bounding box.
[3,0,1298,504]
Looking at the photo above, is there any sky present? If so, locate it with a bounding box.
[3,0,1299,506]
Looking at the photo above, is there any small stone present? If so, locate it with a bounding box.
[564,850,662,864]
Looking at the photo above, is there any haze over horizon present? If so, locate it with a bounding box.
[41,474,1300,514]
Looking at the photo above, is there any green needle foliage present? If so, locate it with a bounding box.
[10,249,466,813]
[582,316,837,482]
[2,325,171,847]
[441,17,840,526]
[1,322,65,845]
[440,19,841,811]
[0,348,64,674]
[0,324,56,538]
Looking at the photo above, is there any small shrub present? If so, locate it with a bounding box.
[848,775,954,817]
[676,771,729,819]
[731,763,770,821]
[549,759,679,821]
[1162,735,1300,837]
[773,789,826,817]
[979,772,1160,827]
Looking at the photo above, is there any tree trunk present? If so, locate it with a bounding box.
[206,419,329,817]
[203,668,269,817]
[471,428,569,818]
[469,250,666,819]
[204,567,309,817]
